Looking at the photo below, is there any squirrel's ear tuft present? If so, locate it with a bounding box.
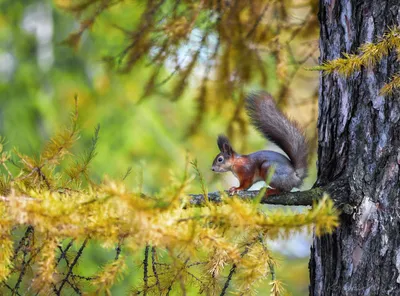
[217,135,234,155]
[217,135,228,151]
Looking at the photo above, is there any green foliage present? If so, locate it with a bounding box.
[314,26,400,95]
[0,0,327,294]
[56,0,320,137]
[0,103,338,295]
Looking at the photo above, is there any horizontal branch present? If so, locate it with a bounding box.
[0,179,353,214]
[189,188,325,206]
[189,179,353,214]
[2,190,323,208]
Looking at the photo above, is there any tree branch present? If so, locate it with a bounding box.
[0,179,353,214]
[189,179,353,214]
[189,187,324,206]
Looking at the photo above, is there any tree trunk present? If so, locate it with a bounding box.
[310,1,400,295]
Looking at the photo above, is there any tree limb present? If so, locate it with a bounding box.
[0,179,353,213]
[189,187,324,206]
[189,179,353,214]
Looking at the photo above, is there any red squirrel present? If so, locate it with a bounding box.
[211,91,308,196]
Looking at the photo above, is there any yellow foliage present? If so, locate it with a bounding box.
[1,179,338,294]
[317,27,400,75]
[32,237,59,294]
[0,101,338,294]
[91,256,127,294]
[0,214,13,281]
[315,26,400,95]
[380,74,400,95]
[270,279,286,296]
[58,0,320,138]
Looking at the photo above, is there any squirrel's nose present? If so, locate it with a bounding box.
[211,167,215,171]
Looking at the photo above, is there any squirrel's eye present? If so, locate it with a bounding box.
[217,157,224,163]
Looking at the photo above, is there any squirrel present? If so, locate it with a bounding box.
[211,91,309,196]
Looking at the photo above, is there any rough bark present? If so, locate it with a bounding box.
[310,1,400,295]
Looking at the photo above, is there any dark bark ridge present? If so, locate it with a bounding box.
[310,1,400,295]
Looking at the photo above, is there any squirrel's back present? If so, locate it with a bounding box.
[245,91,308,181]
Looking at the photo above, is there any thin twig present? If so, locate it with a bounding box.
[220,243,253,296]
[2,162,14,179]
[220,263,237,295]
[188,261,207,267]
[58,272,94,281]
[246,0,271,38]
[143,245,150,296]
[166,258,190,296]
[13,229,34,295]
[56,239,74,265]
[66,279,82,295]
[55,238,88,294]
[258,234,276,281]
[2,281,21,296]
[115,239,123,260]
[12,226,34,261]
[151,247,162,295]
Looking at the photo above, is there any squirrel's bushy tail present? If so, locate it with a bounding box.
[245,91,308,180]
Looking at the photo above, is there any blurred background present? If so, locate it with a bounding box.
[0,0,320,294]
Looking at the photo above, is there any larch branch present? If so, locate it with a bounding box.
[0,180,353,213]
[189,188,324,206]
[188,179,353,214]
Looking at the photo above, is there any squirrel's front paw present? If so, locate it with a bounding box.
[228,187,240,195]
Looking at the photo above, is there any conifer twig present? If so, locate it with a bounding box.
[115,240,122,260]
[3,282,20,295]
[151,247,162,295]
[12,226,34,261]
[56,239,74,265]
[143,245,150,296]
[13,243,30,294]
[66,279,82,295]
[56,238,88,294]
[220,264,236,296]
[220,242,253,296]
